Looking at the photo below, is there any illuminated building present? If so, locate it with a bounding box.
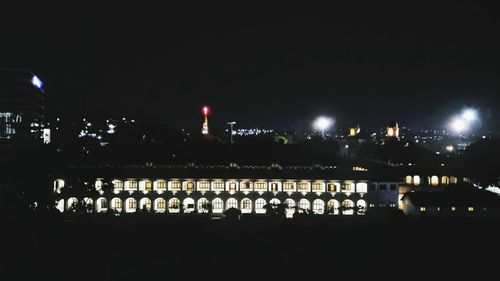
[386,120,399,138]
[201,106,210,135]
[52,163,401,217]
[349,124,360,137]
[0,69,46,145]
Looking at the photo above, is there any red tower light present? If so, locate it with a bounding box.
[202,106,210,116]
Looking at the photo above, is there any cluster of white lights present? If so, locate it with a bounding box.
[448,108,479,134]
[235,128,274,136]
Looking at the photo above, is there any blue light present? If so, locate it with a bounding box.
[31,75,43,89]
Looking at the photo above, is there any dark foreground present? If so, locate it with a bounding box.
[2,214,500,280]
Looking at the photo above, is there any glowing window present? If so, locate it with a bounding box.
[198,180,210,190]
[156,199,166,209]
[156,180,167,189]
[342,182,354,192]
[283,182,295,191]
[186,181,195,191]
[298,182,310,191]
[413,176,421,186]
[254,181,267,191]
[170,181,181,190]
[212,181,224,190]
[430,176,439,186]
[312,182,323,192]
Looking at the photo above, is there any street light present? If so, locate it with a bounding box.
[227,121,236,144]
[313,116,334,138]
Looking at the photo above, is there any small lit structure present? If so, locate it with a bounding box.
[201,105,210,135]
[386,120,399,138]
[349,124,360,137]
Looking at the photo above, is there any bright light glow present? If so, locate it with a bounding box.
[462,109,478,122]
[446,145,454,152]
[31,75,43,89]
[449,117,467,134]
[313,116,334,136]
[202,106,210,116]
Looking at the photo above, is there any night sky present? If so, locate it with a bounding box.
[1,1,499,131]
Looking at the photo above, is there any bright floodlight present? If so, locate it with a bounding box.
[31,75,43,89]
[450,117,467,134]
[462,108,478,122]
[313,116,334,137]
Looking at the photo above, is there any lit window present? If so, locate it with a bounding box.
[283,182,295,191]
[420,207,426,212]
[312,182,323,191]
[254,181,267,191]
[212,181,224,190]
[186,182,195,191]
[198,181,210,190]
[468,207,474,212]
[270,182,279,192]
[298,182,310,191]
[156,180,167,190]
[451,207,456,211]
[327,183,338,192]
[170,181,181,190]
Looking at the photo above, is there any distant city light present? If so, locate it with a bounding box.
[446,145,454,152]
[313,116,334,137]
[31,75,43,89]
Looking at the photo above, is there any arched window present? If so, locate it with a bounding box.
[327,199,340,215]
[139,198,152,212]
[168,198,180,213]
[197,198,210,213]
[255,198,267,214]
[413,175,421,186]
[441,176,449,185]
[284,199,296,217]
[405,176,413,184]
[111,198,122,212]
[183,198,195,213]
[450,176,458,184]
[67,197,78,212]
[56,199,64,212]
[241,198,252,213]
[312,199,325,214]
[96,197,108,213]
[154,198,166,213]
[342,200,354,215]
[357,200,367,215]
[125,198,137,213]
[212,198,224,213]
[430,176,439,186]
[226,198,238,210]
[298,199,310,213]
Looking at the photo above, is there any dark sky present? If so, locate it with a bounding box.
[1,1,499,131]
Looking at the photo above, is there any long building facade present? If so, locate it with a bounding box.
[52,164,401,217]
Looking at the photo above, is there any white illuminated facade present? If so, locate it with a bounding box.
[52,165,399,217]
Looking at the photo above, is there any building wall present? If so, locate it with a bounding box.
[54,178,372,216]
